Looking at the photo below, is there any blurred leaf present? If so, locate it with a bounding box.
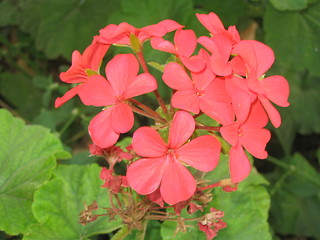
[109,0,194,27]
[0,0,20,26]
[23,164,122,240]
[265,2,320,76]
[0,72,43,121]
[270,0,308,11]
[18,0,120,59]
[192,0,248,27]
[268,153,320,238]
[62,150,98,165]
[0,109,70,235]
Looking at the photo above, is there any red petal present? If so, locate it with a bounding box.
[176,135,221,172]
[132,127,167,157]
[180,55,205,73]
[259,96,281,128]
[200,98,235,125]
[123,73,157,99]
[174,29,197,57]
[105,54,139,96]
[110,103,134,133]
[141,19,183,39]
[83,38,110,70]
[127,157,166,195]
[78,75,116,107]
[229,144,251,183]
[55,85,82,108]
[150,37,177,54]
[243,100,269,128]
[196,12,225,34]
[160,158,196,205]
[261,75,290,107]
[162,62,193,90]
[171,90,200,114]
[168,111,195,149]
[232,90,252,123]
[88,109,120,148]
[220,122,240,146]
[240,128,271,159]
[60,50,87,83]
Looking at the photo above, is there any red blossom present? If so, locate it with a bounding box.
[127,111,221,205]
[77,53,157,148]
[151,29,205,72]
[162,58,234,125]
[55,37,109,108]
[98,20,183,45]
[100,167,126,193]
[198,208,227,240]
[220,100,271,183]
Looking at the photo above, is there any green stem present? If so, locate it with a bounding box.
[135,220,148,240]
[111,225,131,240]
[267,156,320,187]
[129,98,162,120]
[131,105,166,124]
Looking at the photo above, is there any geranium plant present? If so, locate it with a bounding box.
[56,12,290,240]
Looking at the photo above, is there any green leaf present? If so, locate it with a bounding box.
[109,0,194,27]
[268,154,320,238]
[270,0,308,11]
[0,109,69,235]
[0,0,20,26]
[0,72,43,121]
[265,2,320,76]
[18,0,120,59]
[23,164,122,240]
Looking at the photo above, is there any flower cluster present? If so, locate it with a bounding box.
[56,12,289,239]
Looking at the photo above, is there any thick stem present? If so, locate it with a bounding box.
[195,125,221,132]
[131,105,166,124]
[111,225,131,240]
[129,98,162,119]
[198,178,233,191]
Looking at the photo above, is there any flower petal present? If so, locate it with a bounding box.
[162,62,193,90]
[174,29,197,57]
[171,90,200,114]
[150,37,177,54]
[78,75,116,107]
[240,128,271,159]
[55,85,82,108]
[176,135,221,172]
[160,158,196,205]
[168,111,195,149]
[127,157,166,195]
[110,103,134,133]
[261,75,290,107]
[229,144,251,183]
[220,122,240,146]
[123,73,157,99]
[105,53,139,96]
[89,109,120,148]
[132,127,167,157]
[259,96,281,128]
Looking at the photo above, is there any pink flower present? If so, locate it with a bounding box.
[78,53,157,148]
[162,58,234,125]
[196,12,240,44]
[220,101,271,183]
[233,40,290,127]
[126,111,221,205]
[98,20,183,45]
[151,29,205,72]
[55,37,109,108]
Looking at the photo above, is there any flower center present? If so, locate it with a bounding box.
[167,149,179,160]
[237,128,244,137]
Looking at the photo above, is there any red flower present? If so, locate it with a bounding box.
[98,20,183,45]
[196,12,240,44]
[78,53,157,148]
[162,59,234,125]
[55,37,109,108]
[233,40,290,127]
[151,29,205,72]
[126,111,221,205]
[220,101,271,183]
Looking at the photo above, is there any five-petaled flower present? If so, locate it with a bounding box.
[127,111,221,205]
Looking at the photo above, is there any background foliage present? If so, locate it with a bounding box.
[0,0,319,239]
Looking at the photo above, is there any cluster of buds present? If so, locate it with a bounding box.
[56,12,289,239]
